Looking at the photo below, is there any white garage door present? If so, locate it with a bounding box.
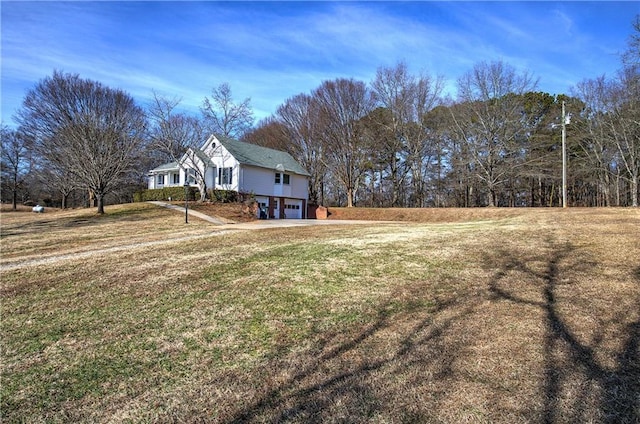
[283,200,303,219]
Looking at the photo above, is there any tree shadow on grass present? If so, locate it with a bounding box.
[224,296,475,423]
[211,240,639,423]
[0,207,152,238]
[487,242,639,423]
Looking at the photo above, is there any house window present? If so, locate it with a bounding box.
[186,169,196,184]
[172,173,180,184]
[218,167,233,185]
[157,175,165,185]
[283,174,290,185]
[275,172,281,184]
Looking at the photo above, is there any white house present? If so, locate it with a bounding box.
[147,135,310,219]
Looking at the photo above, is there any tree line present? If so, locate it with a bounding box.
[2,17,638,211]
[0,78,253,213]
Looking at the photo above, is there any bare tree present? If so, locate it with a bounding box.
[245,99,328,206]
[147,93,205,160]
[443,101,478,206]
[40,167,78,209]
[16,71,147,214]
[242,116,289,151]
[147,92,210,200]
[276,93,327,205]
[422,104,456,207]
[201,83,254,139]
[1,126,31,209]
[572,78,618,206]
[607,67,640,207]
[572,67,640,208]
[370,62,413,206]
[359,107,399,206]
[622,15,640,67]
[371,62,445,207]
[451,61,538,206]
[313,79,375,207]
[616,16,640,206]
[405,74,446,207]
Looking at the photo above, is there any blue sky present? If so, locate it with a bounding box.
[2,1,638,126]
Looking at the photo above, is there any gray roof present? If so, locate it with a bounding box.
[149,138,310,177]
[194,149,215,167]
[217,136,310,176]
[150,161,179,172]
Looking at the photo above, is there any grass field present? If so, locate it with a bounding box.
[1,204,639,423]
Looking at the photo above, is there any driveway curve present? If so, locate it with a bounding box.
[148,201,382,228]
[0,203,387,272]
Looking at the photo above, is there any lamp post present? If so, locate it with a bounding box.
[183,180,189,223]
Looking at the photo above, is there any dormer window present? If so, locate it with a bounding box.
[275,172,281,184]
[283,174,290,185]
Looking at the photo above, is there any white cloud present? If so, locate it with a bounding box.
[2,1,636,125]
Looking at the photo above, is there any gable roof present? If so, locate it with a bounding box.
[149,161,179,173]
[149,136,310,177]
[216,136,310,176]
[193,148,215,167]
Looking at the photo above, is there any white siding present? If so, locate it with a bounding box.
[209,144,239,191]
[241,165,308,199]
[148,171,179,189]
[205,167,216,189]
[289,174,309,200]
[241,166,276,196]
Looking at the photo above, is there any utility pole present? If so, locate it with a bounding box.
[562,101,567,208]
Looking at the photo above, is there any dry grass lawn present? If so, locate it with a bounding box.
[1,204,639,423]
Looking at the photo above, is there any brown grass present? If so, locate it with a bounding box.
[1,204,639,423]
[328,205,540,222]
[187,201,258,223]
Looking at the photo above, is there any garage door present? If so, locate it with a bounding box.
[283,199,303,219]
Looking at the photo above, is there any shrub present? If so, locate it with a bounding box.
[208,189,238,203]
[134,187,198,202]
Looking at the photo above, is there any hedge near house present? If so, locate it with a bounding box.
[134,187,198,202]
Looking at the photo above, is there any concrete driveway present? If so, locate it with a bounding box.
[148,201,380,228]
